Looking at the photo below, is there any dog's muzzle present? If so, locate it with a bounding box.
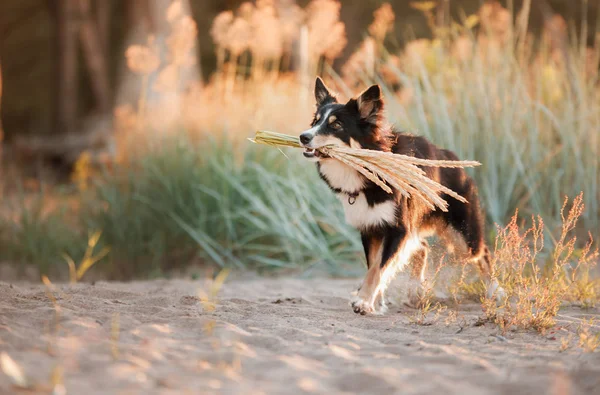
[299,131,326,159]
[300,132,316,158]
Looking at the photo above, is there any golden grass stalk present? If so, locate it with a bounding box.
[249,130,481,212]
[248,130,304,148]
[63,230,110,283]
[0,352,29,388]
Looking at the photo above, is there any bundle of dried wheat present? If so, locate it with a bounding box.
[249,130,481,212]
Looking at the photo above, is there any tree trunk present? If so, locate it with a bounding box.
[55,0,79,135]
[0,58,3,144]
[127,0,155,34]
[95,0,110,56]
[0,58,4,196]
[78,0,111,112]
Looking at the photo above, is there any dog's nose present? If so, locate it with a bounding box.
[299,132,313,145]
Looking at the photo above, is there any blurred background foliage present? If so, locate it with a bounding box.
[0,0,598,279]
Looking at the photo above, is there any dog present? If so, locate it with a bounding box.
[299,77,505,315]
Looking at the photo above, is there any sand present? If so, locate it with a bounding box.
[1,275,600,394]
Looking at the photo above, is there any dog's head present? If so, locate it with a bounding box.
[300,77,388,161]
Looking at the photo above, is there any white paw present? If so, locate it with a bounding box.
[351,296,386,315]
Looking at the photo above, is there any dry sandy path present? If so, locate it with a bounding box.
[1,277,599,394]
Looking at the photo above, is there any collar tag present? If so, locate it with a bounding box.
[348,193,358,205]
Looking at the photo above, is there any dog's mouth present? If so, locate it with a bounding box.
[303,147,328,159]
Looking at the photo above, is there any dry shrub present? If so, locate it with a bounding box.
[484,193,599,333]
[408,256,447,326]
[577,318,600,352]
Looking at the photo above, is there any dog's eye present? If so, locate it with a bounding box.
[330,121,342,130]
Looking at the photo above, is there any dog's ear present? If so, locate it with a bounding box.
[356,85,384,122]
[315,77,337,106]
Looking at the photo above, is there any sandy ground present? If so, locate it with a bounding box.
[1,276,600,395]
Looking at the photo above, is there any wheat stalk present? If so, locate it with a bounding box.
[249,131,481,212]
[248,131,304,148]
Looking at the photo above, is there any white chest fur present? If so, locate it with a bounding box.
[337,193,397,230]
[319,159,397,229]
[319,160,364,192]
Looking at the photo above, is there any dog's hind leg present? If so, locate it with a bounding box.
[406,240,430,308]
[473,245,505,300]
[443,179,505,301]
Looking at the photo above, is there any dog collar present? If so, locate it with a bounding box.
[333,188,360,205]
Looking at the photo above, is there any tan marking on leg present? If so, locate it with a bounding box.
[359,260,382,302]
[354,237,394,315]
[410,246,428,282]
[367,237,383,268]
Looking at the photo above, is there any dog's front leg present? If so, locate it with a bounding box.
[352,228,406,315]
[352,234,383,314]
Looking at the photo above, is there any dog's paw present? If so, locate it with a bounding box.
[351,298,373,315]
[351,296,386,315]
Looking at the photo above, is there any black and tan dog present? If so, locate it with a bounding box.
[300,77,504,315]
